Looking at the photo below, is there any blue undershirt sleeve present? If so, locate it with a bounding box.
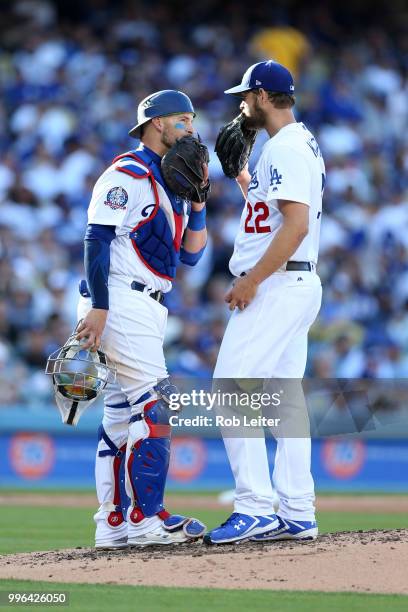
[84,224,116,309]
[179,245,206,266]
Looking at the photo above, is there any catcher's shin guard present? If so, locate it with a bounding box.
[126,398,171,520]
[125,391,207,541]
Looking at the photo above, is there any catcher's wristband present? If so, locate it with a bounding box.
[187,207,206,231]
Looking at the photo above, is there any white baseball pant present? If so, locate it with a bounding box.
[214,269,322,520]
[77,276,169,541]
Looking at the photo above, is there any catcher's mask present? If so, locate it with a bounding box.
[45,327,116,426]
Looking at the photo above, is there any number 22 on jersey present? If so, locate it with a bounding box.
[244,201,271,234]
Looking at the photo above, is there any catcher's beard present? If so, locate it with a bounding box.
[161,126,179,149]
[242,99,267,130]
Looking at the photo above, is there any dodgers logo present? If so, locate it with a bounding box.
[248,170,259,192]
[269,165,282,190]
[141,203,155,218]
[105,186,128,210]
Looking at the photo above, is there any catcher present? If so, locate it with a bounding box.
[48,89,210,549]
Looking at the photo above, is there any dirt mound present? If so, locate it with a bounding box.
[1,529,407,594]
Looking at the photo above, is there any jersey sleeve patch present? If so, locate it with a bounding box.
[104,186,128,210]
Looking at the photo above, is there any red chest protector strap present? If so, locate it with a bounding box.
[113,152,161,215]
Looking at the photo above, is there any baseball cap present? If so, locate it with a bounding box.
[224,60,295,96]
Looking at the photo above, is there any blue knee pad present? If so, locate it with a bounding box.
[127,399,171,517]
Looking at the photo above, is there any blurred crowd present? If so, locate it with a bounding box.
[0,0,407,407]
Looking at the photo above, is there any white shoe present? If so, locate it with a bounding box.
[94,508,128,549]
[95,537,128,550]
[128,524,188,547]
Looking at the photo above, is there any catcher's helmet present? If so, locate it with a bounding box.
[45,327,116,426]
[129,90,195,139]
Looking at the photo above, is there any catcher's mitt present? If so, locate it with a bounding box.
[161,135,210,203]
[215,114,258,178]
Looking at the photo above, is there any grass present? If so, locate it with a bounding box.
[4,487,408,496]
[0,504,407,555]
[0,581,407,612]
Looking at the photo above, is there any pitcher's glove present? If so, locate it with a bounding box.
[215,114,258,178]
[161,135,210,203]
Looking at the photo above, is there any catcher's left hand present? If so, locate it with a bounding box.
[161,135,210,203]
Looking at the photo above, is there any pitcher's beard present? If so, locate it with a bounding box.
[241,103,266,130]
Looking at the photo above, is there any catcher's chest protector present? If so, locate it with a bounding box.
[113,149,189,280]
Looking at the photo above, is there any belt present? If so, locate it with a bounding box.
[240,261,314,278]
[285,261,313,271]
[130,281,164,304]
[79,279,165,304]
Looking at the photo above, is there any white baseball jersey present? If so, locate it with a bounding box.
[88,156,190,292]
[229,122,326,277]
